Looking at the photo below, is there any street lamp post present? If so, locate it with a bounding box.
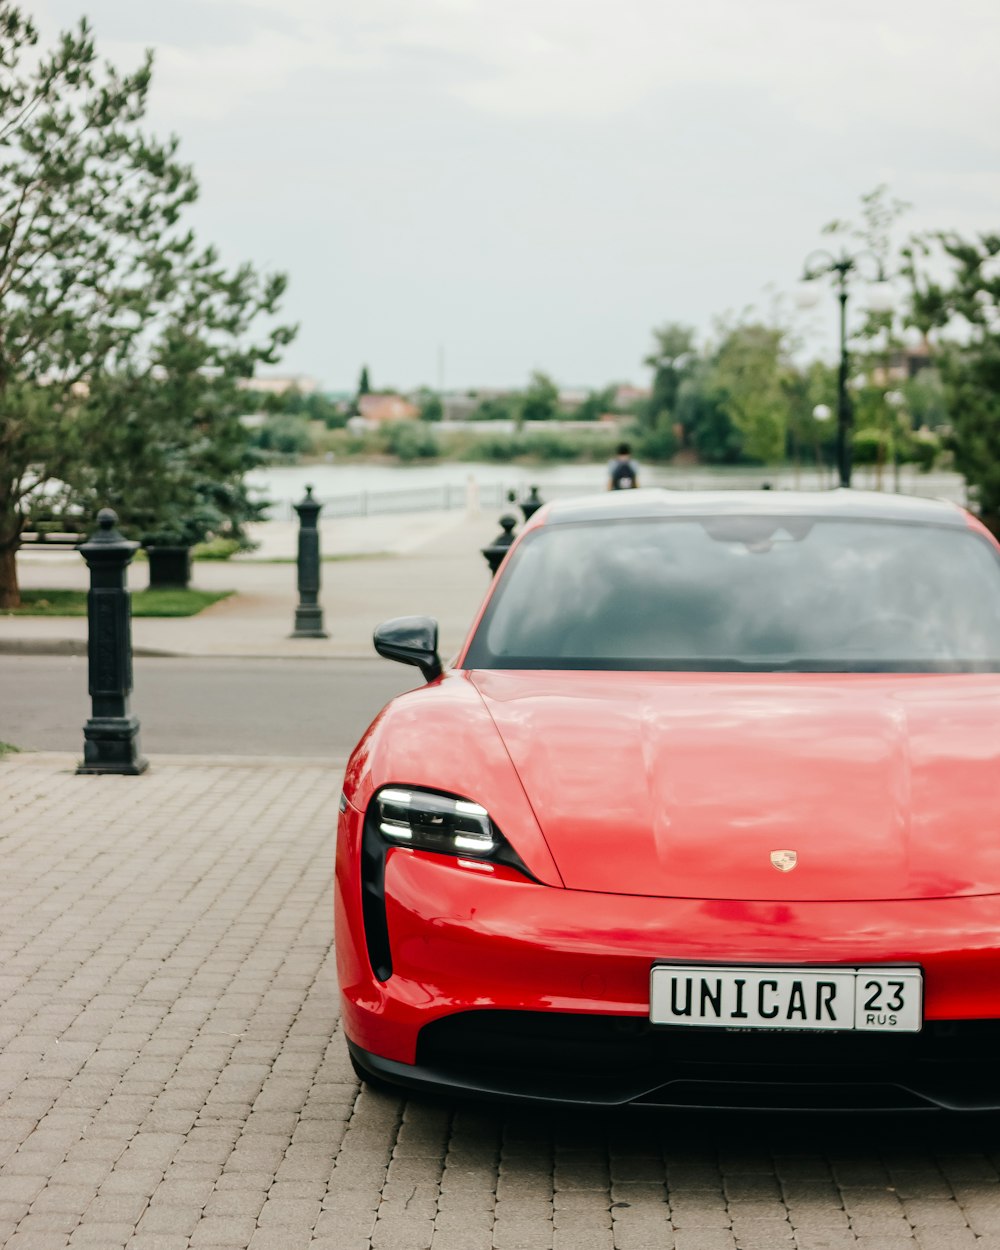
[801,249,887,489]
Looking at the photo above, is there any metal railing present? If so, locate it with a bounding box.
[269,468,968,522]
[274,481,598,521]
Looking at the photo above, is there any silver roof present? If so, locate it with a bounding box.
[540,488,968,528]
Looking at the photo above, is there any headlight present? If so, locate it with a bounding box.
[362,786,534,983]
[377,788,499,857]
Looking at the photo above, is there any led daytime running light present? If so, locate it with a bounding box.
[376,788,498,858]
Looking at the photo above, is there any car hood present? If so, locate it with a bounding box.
[470,670,1000,901]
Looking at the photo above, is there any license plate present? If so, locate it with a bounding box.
[649,965,922,1032]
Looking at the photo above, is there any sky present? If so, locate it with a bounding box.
[31,0,1000,393]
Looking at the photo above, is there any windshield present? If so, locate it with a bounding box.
[462,516,1000,672]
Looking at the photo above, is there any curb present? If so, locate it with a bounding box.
[1,751,348,771]
[0,639,177,658]
[0,639,378,661]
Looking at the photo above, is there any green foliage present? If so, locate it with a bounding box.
[639,319,794,465]
[783,359,837,467]
[850,427,887,466]
[357,365,371,396]
[632,412,678,462]
[250,415,314,458]
[573,386,616,422]
[471,393,520,422]
[465,429,615,463]
[906,231,1000,512]
[676,366,744,463]
[520,371,559,423]
[0,5,293,602]
[414,388,443,422]
[910,433,941,472]
[3,587,232,616]
[192,536,246,560]
[711,321,791,463]
[382,421,439,462]
[642,323,697,433]
[902,369,948,431]
[244,388,347,428]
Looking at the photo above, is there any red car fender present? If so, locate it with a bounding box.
[342,669,564,888]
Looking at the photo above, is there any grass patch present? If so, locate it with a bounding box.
[4,588,233,617]
[0,741,22,757]
[250,551,396,564]
[192,537,254,560]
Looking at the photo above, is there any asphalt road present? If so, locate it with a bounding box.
[0,654,421,757]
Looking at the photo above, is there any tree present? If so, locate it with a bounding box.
[520,371,559,424]
[674,362,742,464]
[643,323,697,431]
[78,277,291,547]
[0,6,292,605]
[710,321,792,463]
[783,359,837,477]
[905,231,1000,518]
[470,393,519,422]
[414,387,443,422]
[574,385,616,423]
[357,365,371,396]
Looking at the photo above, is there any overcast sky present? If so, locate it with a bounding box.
[32,0,1000,393]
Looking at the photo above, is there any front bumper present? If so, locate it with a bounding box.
[335,804,1000,1110]
[349,1014,1000,1112]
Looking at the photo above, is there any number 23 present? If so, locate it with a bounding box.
[863,980,905,1013]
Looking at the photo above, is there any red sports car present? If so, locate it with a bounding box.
[335,489,1000,1110]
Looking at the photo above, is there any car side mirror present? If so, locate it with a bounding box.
[373,616,443,683]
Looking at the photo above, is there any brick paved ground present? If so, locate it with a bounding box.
[3,754,1000,1250]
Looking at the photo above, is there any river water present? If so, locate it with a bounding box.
[247,460,968,518]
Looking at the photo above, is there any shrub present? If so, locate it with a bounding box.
[250,416,313,457]
[850,427,887,466]
[383,422,439,462]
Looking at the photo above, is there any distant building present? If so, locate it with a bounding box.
[613,384,651,409]
[238,374,320,395]
[869,341,933,388]
[357,394,419,422]
[348,393,421,431]
[557,388,588,412]
[440,390,511,422]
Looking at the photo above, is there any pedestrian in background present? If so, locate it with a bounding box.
[608,442,640,490]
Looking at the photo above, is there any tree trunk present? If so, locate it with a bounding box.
[0,540,20,610]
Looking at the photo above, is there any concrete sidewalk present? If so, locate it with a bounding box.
[1,509,503,660]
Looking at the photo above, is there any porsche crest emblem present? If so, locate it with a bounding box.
[770,849,798,873]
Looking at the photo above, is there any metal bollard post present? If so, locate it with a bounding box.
[77,509,148,775]
[481,514,518,577]
[291,485,328,638]
[519,485,544,522]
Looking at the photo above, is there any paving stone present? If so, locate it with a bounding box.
[135,1204,205,1237]
[672,1231,738,1250]
[915,1232,978,1249]
[69,1221,136,1245]
[85,1192,150,1223]
[125,1236,190,1250]
[1,759,996,1250]
[15,1208,80,1234]
[7,1232,75,1250]
[792,1232,863,1250]
[188,1215,258,1244]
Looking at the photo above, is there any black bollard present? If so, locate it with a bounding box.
[291,485,328,638]
[481,514,518,577]
[77,509,148,775]
[519,485,544,522]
